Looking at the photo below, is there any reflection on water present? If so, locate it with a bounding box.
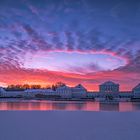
[100,103,119,111]
[0,99,140,111]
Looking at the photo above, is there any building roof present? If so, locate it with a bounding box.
[74,84,86,89]
[56,85,71,89]
[25,89,54,93]
[0,87,5,93]
[100,81,119,86]
[133,83,140,91]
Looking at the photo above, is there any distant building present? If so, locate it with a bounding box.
[24,89,55,97]
[1,81,140,101]
[56,85,72,98]
[99,81,119,99]
[87,92,98,98]
[119,91,132,101]
[72,84,87,98]
[3,91,24,97]
[132,83,140,98]
[99,81,119,93]
[0,87,5,96]
[0,87,24,97]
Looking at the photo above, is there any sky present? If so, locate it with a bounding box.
[0,0,140,91]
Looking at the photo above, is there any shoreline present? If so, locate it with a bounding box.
[0,97,140,103]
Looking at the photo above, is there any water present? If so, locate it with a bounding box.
[0,99,140,111]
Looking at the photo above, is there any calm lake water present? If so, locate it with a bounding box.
[0,99,140,111]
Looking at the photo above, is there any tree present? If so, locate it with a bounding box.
[45,85,51,89]
[51,82,66,91]
[7,85,15,89]
[55,82,66,88]
[52,84,56,91]
[22,84,30,89]
[6,84,24,91]
[30,85,41,89]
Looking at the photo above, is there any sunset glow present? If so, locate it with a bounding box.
[0,0,140,91]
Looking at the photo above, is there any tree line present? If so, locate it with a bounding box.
[5,82,66,91]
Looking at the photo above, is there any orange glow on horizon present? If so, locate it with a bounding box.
[0,67,139,91]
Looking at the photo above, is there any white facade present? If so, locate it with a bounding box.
[0,87,24,97]
[87,92,98,97]
[119,92,132,98]
[99,81,119,99]
[132,84,140,98]
[24,89,55,97]
[72,84,87,98]
[1,82,140,100]
[56,85,72,98]
[99,81,119,93]
[2,91,25,97]
[0,87,5,96]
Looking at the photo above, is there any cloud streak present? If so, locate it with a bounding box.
[0,0,140,90]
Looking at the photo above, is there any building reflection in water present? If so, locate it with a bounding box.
[119,102,133,112]
[132,102,140,110]
[99,103,119,111]
[0,100,100,111]
[0,100,140,111]
[52,102,68,110]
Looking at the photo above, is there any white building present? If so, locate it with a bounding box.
[2,91,25,97]
[87,92,98,98]
[0,87,24,97]
[56,85,72,98]
[119,91,132,101]
[72,84,87,98]
[99,81,119,99]
[0,87,6,97]
[24,89,55,98]
[132,83,140,98]
[2,82,140,100]
[99,81,119,93]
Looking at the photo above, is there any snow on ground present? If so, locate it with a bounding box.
[0,111,140,140]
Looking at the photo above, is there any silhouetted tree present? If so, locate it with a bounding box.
[30,85,41,89]
[6,82,66,91]
[45,85,51,89]
[55,82,66,88]
[6,84,24,91]
[52,84,56,91]
[22,84,30,89]
[52,82,66,91]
